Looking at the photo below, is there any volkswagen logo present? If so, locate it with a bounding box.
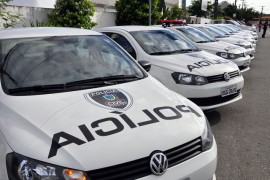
[224,72,230,82]
[149,152,168,176]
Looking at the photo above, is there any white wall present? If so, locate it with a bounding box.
[197,17,211,24]
[0,5,50,28]
[92,7,116,29]
[0,5,116,29]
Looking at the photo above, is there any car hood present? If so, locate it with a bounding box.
[217,37,251,46]
[0,77,205,171]
[196,41,246,54]
[147,50,239,76]
[231,33,254,39]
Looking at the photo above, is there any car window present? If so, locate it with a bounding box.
[211,26,231,35]
[130,30,198,55]
[222,25,237,33]
[103,32,137,59]
[202,27,226,38]
[177,27,215,43]
[1,35,145,94]
[218,26,233,33]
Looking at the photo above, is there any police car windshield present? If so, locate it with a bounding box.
[177,27,216,43]
[218,25,234,33]
[1,35,145,95]
[203,27,226,38]
[222,25,238,33]
[130,30,198,55]
[228,25,241,31]
[211,26,231,35]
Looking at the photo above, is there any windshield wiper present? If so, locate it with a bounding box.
[150,49,195,55]
[173,49,195,53]
[196,41,210,43]
[149,51,175,55]
[66,75,143,86]
[8,84,66,94]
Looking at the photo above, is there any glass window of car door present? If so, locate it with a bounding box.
[103,32,137,59]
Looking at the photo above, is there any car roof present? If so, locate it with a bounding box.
[168,26,192,29]
[98,26,165,32]
[0,27,102,40]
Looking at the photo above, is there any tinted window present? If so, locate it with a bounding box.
[201,27,226,38]
[104,32,137,59]
[130,30,198,55]
[1,35,145,94]
[211,26,231,35]
[178,27,215,43]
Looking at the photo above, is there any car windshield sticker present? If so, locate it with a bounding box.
[186,53,231,72]
[84,89,133,111]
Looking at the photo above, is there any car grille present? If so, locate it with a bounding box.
[86,138,202,180]
[206,70,240,83]
[189,90,241,106]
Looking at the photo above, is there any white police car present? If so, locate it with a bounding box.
[98,26,244,110]
[226,24,258,40]
[189,24,256,60]
[168,26,251,72]
[0,28,217,180]
[215,24,256,43]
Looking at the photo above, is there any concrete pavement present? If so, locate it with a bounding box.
[206,29,270,180]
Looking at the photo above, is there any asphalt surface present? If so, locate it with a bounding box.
[205,30,270,180]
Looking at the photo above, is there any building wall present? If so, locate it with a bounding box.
[0,5,50,29]
[92,7,117,29]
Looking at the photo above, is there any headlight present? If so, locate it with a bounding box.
[6,153,88,180]
[216,52,240,59]
[171,73,208,85]
[202,117,214,151]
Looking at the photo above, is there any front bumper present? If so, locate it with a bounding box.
[173,76,244,110]
[246,48,255,60]
[231,55,251,72]
[139,139,217,180]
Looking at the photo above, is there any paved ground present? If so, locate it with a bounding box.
[205,30,270,180]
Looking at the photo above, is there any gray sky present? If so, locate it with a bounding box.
[186,0,270,14]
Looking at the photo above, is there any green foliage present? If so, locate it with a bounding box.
[235,8,259,21]
[0,0,21,28]
[222,5,259,21]
[157,0,166,16]
[223,4,237,18]
[115,0,161,25]
[188,0,212,18]
[49,0,96,29]
[167,4,184,19]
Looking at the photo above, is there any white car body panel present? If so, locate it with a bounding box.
[0,27,217,180]
[189,24,256,57]
[98,26,244,110]
[169,27,251,71]
[0,77,205,170]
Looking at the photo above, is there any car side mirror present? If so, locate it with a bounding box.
[138,61,151,72]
